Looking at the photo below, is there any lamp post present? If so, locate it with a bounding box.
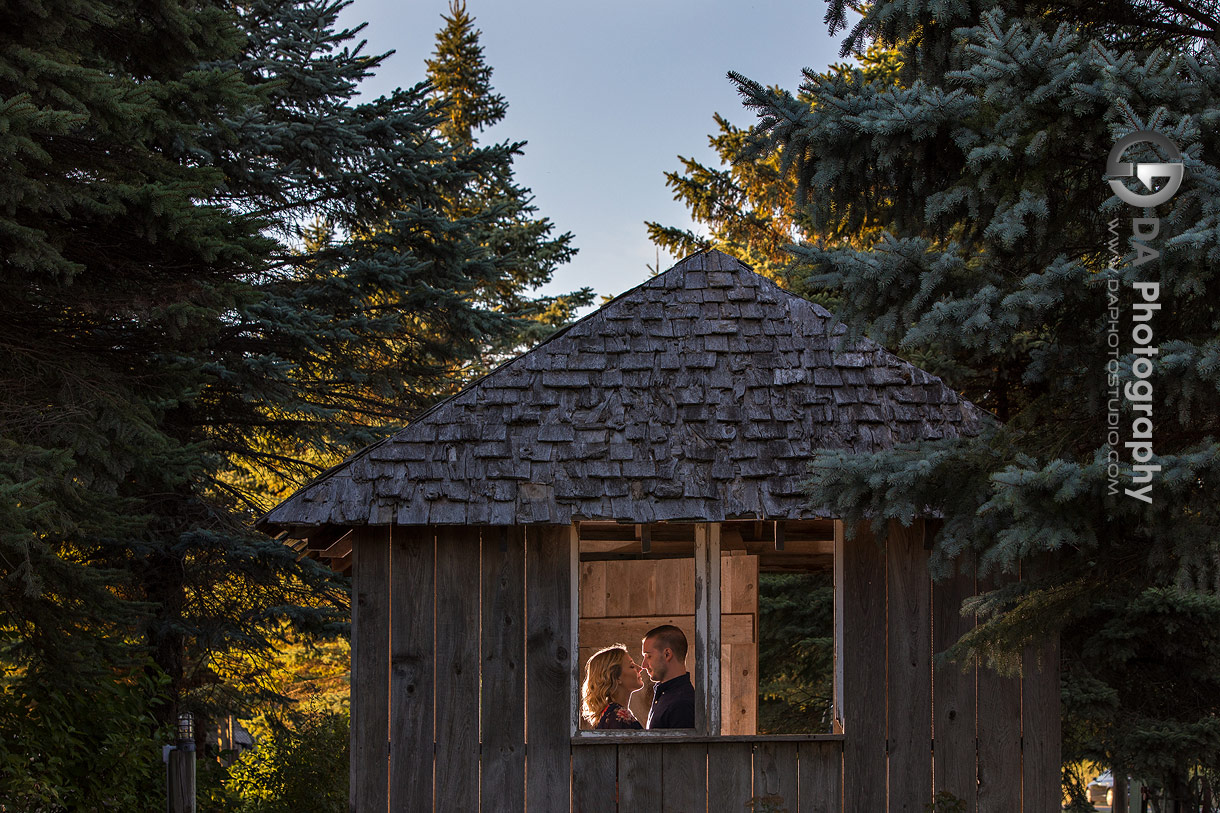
[164,712,196,813]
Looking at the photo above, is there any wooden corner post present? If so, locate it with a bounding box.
[694,522,721,734]
[351,526,391,813]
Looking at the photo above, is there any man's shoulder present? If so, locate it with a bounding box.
[650,673,695,729]
[666,673,694,698]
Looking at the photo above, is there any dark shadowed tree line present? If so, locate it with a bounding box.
[0,0,586,806]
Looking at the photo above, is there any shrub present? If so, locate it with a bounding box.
[224,705,349,813]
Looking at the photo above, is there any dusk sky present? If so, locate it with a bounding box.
[338,0,846,305]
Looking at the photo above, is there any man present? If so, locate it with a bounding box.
[640,624,694,729]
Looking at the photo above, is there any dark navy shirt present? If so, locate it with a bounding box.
[647,672,695,729]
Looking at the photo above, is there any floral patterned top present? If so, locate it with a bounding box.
[594,701,642,730]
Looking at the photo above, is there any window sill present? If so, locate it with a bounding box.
[570,732,845,745]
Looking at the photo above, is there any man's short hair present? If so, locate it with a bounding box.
[643,624,688,662]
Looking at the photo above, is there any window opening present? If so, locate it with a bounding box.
[576,522,697,731]
[719,520,837,735]
[571,520,841,737]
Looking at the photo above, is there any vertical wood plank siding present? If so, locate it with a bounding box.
[843,520,889,813]
[481,526,527,813]
[526,526,573,812]
[389,526,433,813]
[351,527,390,813]
[887,523,933,811]
[977,664,1023,810]
[1022,556,1062,812]
[566,742,614,810]
[836,523,1059,813]
[1022,638,1061,810]
[797,740,843,813]
[434,526,481,812]
[618,743,663,809]
[345,520,1058,811]
[976,575,1023,811]
[662,743,708,813]
[932,565,978,811]
[707,742,754,810]
[754,741,799,811]
[570,746,616,813]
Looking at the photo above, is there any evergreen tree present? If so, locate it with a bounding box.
[646,43,902,297]
[735,2,1220,805]
[645,112,809,283]
[1,0,589,805]
[756,572,835,734]
[426,0,507,149]
[426,1,592,367]
[0,0,263,805]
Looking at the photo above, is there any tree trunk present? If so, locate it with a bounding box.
[143,546,187,729]
[1169,768,1190,813]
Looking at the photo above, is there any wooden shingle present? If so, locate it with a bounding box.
[260,249,990,530]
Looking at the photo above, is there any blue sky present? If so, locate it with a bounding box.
[339,0,845,303]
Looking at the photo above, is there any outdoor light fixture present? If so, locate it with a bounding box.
[164,711,196,812]
[177,712,194,744]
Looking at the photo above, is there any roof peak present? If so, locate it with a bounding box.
[665,248,752,274]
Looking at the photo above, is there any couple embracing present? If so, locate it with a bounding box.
[580,624,695,731]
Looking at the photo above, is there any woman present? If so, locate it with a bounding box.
[581,644,645,730]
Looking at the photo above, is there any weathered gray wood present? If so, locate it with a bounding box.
[570,526,582,738]
[976,578,1021,812]
[833,521,845,730]
[1021,637,1061,812]
[797,740,842,813]
[694,524,710,734]
[481,526,526,813]
[888,521,933,812]
[933,564,978,811]
[389,526,433,813]
[662,742,707,813]
[262,248,990,531]
[706,524,721,736]
[571,745,617,813]
[706,742,753,810]
[526,526,573,812]
[435,526,480,813]
[167,747,195,813]
[1020,555,1061,812]
[842,520,888,813]
[351,527,390,813]
[618,743,663,809]
[754,741,799,812]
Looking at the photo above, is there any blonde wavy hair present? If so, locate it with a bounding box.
[581,644,630,726]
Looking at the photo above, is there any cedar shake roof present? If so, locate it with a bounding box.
[260,250,989,530]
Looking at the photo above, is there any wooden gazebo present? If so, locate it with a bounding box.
[261,250,1060,812]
